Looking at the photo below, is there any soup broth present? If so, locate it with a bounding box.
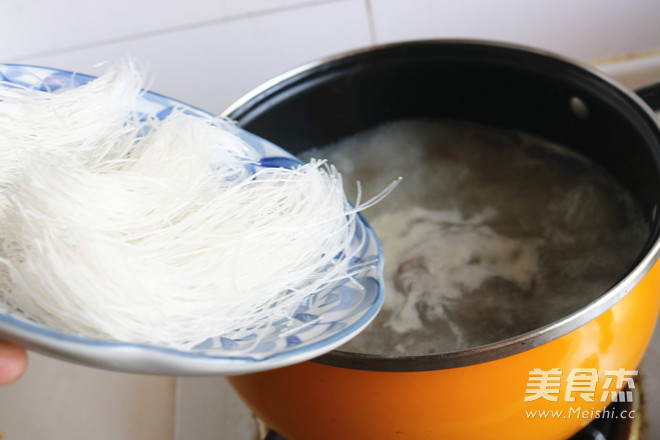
[301,119,649,356]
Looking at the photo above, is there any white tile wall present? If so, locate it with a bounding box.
[595,52,660,90]
[1,0,330,60]
[1,1,660,439]
[175,377,259,440]
[368,0,660,61]
[0,353,175,439]
[8,0,371,115]
[4,0,660,115]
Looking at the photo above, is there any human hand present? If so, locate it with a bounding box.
[0,340,27,385]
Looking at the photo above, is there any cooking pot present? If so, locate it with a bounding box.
[222,40,660,440]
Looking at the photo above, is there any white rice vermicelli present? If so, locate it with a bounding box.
[0,60,383,350]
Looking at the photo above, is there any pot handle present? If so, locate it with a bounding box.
[636,82,660,112]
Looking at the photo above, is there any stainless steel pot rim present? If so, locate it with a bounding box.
[223,39,660,372]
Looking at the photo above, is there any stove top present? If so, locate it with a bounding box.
[263,385,644,440]
[567,387,643,440]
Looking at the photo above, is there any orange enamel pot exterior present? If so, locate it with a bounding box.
[223,41,660,439]
[228,258,660,439]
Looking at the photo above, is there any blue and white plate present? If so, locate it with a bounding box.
[0,64,384,375]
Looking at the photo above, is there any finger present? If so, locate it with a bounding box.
[0,341,28,385]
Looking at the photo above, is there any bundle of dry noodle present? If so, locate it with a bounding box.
[0,60,389,350]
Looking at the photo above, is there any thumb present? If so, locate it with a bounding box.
[0,341,28,385]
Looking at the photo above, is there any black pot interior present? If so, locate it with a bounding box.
[226,41,660,369]
[229,42,660,228]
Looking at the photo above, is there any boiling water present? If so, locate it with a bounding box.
[301,119,650,355]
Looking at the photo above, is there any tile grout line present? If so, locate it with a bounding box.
[172,378,182,440]
[8,0,351,62]
[364,0,377,45]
